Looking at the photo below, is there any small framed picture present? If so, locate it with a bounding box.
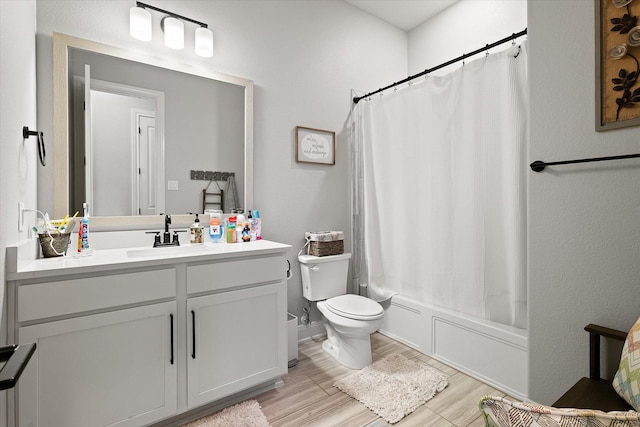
[295,126,336,165]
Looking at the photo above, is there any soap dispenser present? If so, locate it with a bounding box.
[190,213,203,244]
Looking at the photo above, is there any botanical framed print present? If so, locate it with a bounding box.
[597,0,640,130]
[295,126,336,165]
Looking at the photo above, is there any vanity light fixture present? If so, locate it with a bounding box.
[195,27,214,58]
[129,2,213,57]
[162,16,184,50]
[129,5,152,41]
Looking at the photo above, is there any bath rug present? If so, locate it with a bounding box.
[334,353,448,424]
[181,400,270,427]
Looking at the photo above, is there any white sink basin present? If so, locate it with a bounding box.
[126,244,211,258]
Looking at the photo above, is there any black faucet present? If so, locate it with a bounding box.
[163,214,172,244]
[146,214,182,247]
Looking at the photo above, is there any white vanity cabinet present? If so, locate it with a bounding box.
[6,241,290,427]
[13,269,178,427]
[186,254,287,407]
[18,301,177,427]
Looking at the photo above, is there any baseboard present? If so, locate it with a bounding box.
[297,320,325,342]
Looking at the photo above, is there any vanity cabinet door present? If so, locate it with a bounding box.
[17,302,177,427]
[186,282,287,408]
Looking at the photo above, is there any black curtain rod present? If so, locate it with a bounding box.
[530,153,640,172]
[353,28,527,104]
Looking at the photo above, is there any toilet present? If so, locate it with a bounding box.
[298,252,384,369]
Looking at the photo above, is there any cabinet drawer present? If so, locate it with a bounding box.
[18,269,176,322]
[187,255,285,294]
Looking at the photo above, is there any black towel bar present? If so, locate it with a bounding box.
[530,153,640,172]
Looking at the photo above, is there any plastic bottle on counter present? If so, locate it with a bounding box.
[190,213,203,244]
[226,216,237,243]
[247,211,255,241]
[251,210,261,240]
[236,214,245,243]
[208,210,224,243]
[242,222,251,242]
[77,202,93,256]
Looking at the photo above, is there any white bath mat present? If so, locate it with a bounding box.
[334,353,448,424]
[181,400,270,427]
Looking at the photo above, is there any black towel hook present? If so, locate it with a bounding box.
[22,126,46,166]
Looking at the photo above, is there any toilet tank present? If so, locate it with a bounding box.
[298,252,351,301]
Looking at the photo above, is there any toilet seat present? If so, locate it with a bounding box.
[326,294,383,321]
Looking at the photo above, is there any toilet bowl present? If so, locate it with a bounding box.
[317,294,383,369]
[298,252,384,369]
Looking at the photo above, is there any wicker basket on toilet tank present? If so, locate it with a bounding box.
[304,231,344,256]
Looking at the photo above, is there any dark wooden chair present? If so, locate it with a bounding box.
[553,324,633,411]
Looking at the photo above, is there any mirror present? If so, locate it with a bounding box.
[53,33,253,224]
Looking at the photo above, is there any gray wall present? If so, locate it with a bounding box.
[528,0,640,403]
[408,0,528,76]
[0,1,38,422]
[0,3,38,306]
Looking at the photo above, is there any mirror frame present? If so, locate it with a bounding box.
[53,32,253,229]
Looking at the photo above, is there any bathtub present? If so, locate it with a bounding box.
[378,294,528,400]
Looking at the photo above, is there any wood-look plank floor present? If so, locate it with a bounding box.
[255,333,509,427]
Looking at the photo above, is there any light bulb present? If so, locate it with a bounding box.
[195,27,213,57]
[163,16,184,50]
[129,6,152,41]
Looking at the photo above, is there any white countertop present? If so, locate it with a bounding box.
[7,240,291,281]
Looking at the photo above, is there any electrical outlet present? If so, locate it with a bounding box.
[18,202,24,231]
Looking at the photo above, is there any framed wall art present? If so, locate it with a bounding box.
[295,126,336,165]
[596,0,640,130]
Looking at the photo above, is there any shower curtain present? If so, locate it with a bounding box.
[352,42,528,329]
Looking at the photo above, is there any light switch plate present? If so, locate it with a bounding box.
[167,180,179,191]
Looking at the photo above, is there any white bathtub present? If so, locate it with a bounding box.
[378,294,528,400]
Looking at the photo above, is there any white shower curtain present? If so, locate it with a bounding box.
[352,42,528,329]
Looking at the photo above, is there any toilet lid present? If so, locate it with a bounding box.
[326,294,383,320]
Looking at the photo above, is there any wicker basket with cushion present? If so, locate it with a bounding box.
[304,231,344,257]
